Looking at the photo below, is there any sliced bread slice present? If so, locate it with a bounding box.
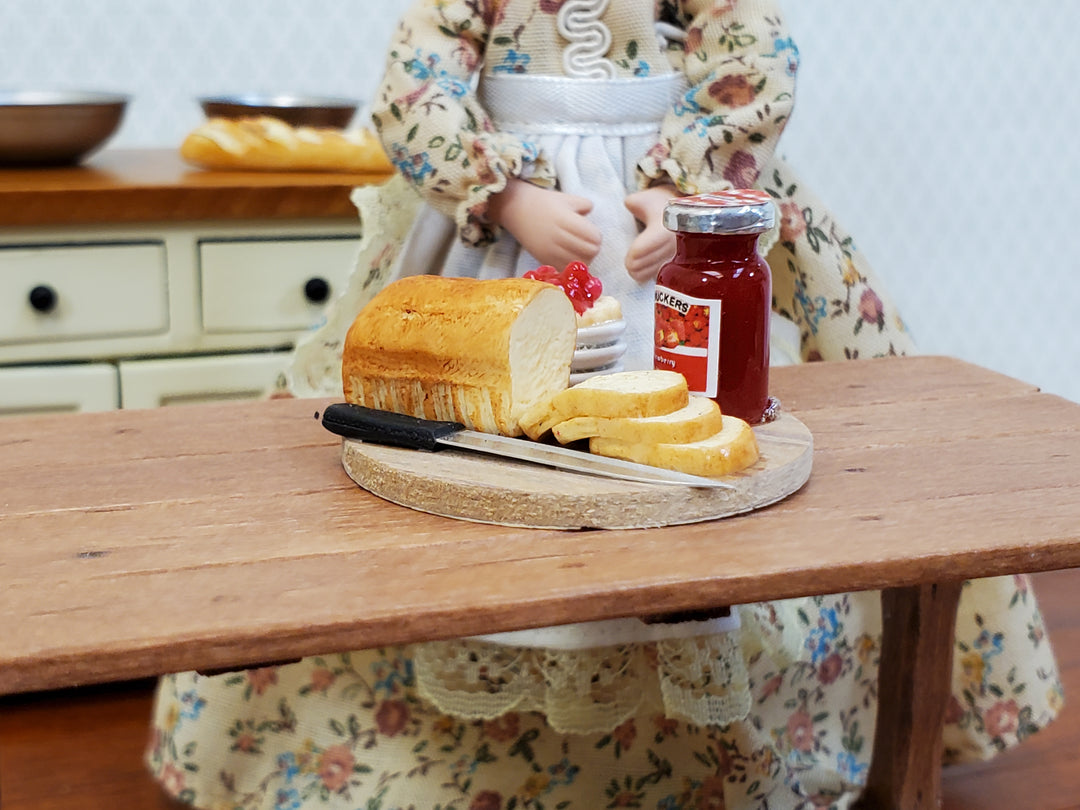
[551,394,723,445]
[518,369,689,440]
[589,415,760,478]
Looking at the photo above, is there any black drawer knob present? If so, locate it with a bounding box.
[304,277,331,304]
[28,284,58,313]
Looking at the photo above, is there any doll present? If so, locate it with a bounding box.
[148,2,1063,809]
[288,0,912,390]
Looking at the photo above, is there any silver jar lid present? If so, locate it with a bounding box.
[663,189,776,234]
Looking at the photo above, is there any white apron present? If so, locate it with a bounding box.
[395,71,684,371]
[391,70,802,371]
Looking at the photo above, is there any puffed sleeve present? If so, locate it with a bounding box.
[638,0,798,194]
[370,0,546,247]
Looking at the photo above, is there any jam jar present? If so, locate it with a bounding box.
[653,189,775,424]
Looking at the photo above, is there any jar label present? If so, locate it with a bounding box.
[653,286,721,397]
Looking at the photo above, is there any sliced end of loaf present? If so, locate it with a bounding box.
[508,286,577,426]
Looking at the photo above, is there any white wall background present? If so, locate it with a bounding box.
[2,0,1077,402]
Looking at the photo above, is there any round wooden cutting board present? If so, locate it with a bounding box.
[339,411,813,530]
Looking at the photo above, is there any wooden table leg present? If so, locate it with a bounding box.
[855,581,964,809]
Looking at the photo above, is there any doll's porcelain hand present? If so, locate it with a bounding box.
[489,178,602,268]
[625,185,679,283]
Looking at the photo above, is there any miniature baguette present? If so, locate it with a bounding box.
[551,394,723,445]
[518,370,689,440]
[180,115,394,173]
[342,276,577,437]
[589,415,760,478]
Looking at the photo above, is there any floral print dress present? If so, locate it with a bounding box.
[148,1,1064,808]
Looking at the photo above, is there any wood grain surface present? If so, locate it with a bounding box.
[340,411,813,529]
[0,148,392,226]
[855,582,965,809]
[1,356,1079,696]
[4,567,1077,810]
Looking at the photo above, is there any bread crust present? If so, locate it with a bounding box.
[180,116,394,173]
[342,276,576,436]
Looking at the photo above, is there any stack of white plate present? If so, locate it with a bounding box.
[570,319,627,385]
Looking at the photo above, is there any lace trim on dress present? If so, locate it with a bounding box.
[411,600,807,736]
[414,632,752,735]
[557,0,616,79]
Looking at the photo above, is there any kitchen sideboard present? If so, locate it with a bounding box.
[0,149,391,416]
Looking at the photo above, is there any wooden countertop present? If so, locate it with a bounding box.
[0,148,393,226]
[2,355,1079,697]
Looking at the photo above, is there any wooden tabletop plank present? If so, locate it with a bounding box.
[0,354,1048,477]
[4,386,1073,517]
[4,406,1074,526]
[1,356,1078,696]
[0,148,392,226]
[5,426,1075,574]
[0,398,334,475]
[2,484,1078,695]
[769,353,1039,411]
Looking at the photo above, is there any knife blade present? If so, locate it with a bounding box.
[320,402,733,489]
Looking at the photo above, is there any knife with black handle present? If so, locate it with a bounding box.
[321,402,733,489]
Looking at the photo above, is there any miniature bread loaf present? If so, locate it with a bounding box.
[180,116,394,173]
[518,370,689,440]
[551,394,723,445]
[590,415,760,478]
[342,276,577,436]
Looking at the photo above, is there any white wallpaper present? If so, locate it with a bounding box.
[780,4,1080,406]
[0,0,412,145]
[3,0,1078,402]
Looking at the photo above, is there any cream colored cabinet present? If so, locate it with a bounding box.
[200,236,356,333]
[0,220,360,413]
[118,352,293,409]
[0,363,118,417]
[0,242,168,345]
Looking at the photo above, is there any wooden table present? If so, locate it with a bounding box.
[2,355,1078,808]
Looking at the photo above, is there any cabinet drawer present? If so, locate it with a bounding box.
[200,237,358,333]
[0,363,118,416]
[0,242,168,345]
[118,352,290,409]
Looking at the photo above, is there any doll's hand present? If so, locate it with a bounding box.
[625,185,680,283]
[489,178,602,268]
